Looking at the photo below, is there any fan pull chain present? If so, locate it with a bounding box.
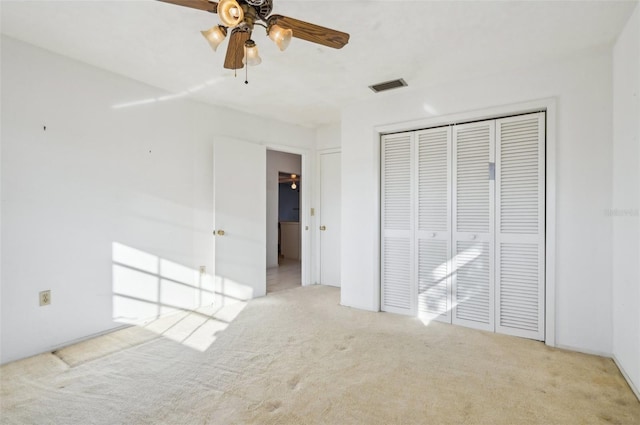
[244,44,249,84]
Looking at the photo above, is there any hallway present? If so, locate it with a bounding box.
[266,259,301,294]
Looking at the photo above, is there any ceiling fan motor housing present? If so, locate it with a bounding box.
[243,0,273,20]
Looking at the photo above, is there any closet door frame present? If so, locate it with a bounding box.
[375,98,557,347]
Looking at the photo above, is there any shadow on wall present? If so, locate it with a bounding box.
[111,242,249,352]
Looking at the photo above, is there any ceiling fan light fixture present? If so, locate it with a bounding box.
[200,25,227,51]
[243,40,262,66]
[268,24,292,51]
[161,0,351,74]
[218,0,244,27]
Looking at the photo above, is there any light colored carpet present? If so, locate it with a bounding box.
[1,285,638,424]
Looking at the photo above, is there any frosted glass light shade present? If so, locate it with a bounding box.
[242,40,262,66]
[200,26,227,51]
[268,24,292,51]
[218,0,244,27]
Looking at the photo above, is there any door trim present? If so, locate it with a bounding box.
[373,98,557,347]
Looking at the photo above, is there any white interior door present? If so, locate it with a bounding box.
[319,152,341,287]
[381,133,415,315]
[495,112,545,340]
[416,127,452,322]
[213,137,266,305]
[379,113,545,340]
[452,121,495,331]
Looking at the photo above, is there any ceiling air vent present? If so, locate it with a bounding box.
[369,78,408,93]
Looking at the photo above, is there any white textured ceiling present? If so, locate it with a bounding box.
[1,0,637,127]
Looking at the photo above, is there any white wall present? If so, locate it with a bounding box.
[612,4,640,397]
[266,150,301,268]
[315,124,341,151]
[341,47,614,355]
[0,37,314,364]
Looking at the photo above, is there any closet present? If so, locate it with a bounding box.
[381,112,545,341]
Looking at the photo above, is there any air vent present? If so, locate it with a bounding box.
[369,78,408,93]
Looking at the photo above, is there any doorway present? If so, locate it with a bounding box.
[266,150,302,293]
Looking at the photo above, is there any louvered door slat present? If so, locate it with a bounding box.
[381,132,415,315]
[418,239,449,317]
[452,121,494,331]
[416,127,451,322]
[383,134,412,231]
[495,113,545,340]
[383,238,411,308]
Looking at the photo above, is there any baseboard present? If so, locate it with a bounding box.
[50,324,132,354]
[340,301,378,312]
[613,355,640,402]
[48,332,640,402]
[555,343,612,358]
[515,343,639,402]
[0,324,132,366]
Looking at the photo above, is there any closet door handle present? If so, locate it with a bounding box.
[320,225,327,231]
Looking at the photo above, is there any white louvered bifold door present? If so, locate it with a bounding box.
[415,127,452,322]
[495,113,545,340]
[381,132,415,315]
[452,121,495,331]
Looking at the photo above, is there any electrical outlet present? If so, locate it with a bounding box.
[199,266,206,274]
[39,290,51,306]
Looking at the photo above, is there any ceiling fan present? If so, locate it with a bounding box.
[158,0,350,71]
[279,172,300,189]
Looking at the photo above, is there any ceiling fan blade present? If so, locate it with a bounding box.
[224,29,251,70]
[268,15,349,49]
[157,0,218,13]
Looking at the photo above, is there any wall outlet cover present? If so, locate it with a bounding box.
[39,290,51,306]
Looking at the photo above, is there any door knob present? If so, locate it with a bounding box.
[320,225,326,231]
[470,234,477,240]
[217,229,225,236]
